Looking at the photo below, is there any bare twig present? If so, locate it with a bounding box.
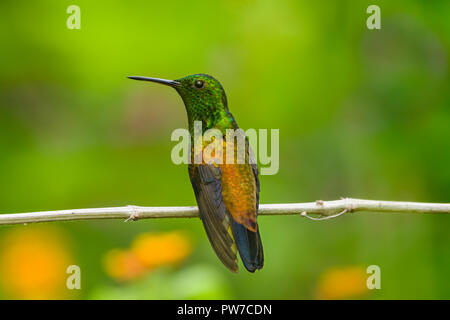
[301,208,348,221]
[0,198,448,226]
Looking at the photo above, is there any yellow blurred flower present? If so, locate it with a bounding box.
[103,249,145,282]
[131,231,192,269]
[315,266,369,300]
[0,227,73,299]
[103,231,192,282]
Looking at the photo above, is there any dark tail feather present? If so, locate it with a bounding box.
[230,219,264,272]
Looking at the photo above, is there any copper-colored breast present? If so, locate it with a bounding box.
[192,137,258,232]
[220,162,257,232]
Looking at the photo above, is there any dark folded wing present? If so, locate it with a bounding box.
[189,164,239,273]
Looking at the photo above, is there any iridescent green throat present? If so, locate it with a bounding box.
[174,74,238,134]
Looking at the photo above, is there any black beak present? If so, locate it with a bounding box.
[127,76,179,87]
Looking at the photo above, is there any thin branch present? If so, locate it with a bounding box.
[0,198,449,226]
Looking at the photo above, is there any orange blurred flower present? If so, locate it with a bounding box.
[132,231,192,269]
[103,249,146,282]
[103,231,192,282]
[315,266,369,300]
[0,227,73,299]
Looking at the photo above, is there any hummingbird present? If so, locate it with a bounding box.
[128,74,263,273]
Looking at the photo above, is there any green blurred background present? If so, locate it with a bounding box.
[0,0,449,299]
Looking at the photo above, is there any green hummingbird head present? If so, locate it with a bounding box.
[128,74,235,131]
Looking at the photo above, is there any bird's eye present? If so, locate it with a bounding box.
[194,80,204,89]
